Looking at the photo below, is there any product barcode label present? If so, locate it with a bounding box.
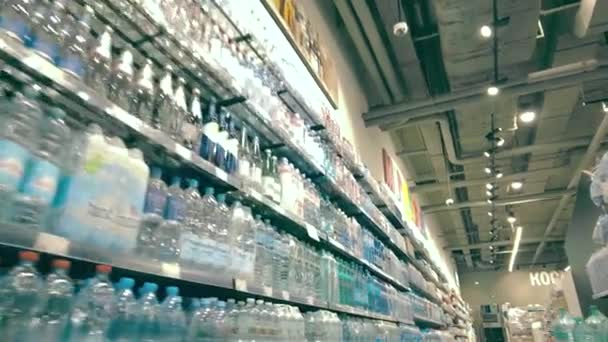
[234,278,248,292]
[161,262,181,278]
[33,233,70,255]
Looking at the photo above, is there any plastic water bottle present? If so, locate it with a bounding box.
[584,305,608,341]
[200,187,219,269]
[85,25,113,97]
[136,282,161,341]
[29,258,74,341]
[180,179,204,265]
[165,176,186,223]
[138,167,167,257]
[187,298,212,341]
[11,106,71,228]
[157,176,184,261]
[0,87,42,221]
[215,193,231,269]
[2,251,43,341]
[0,0,33,42]
[67,264,114,341]
[552,308,576,342]
[29,0,65,62]
[105,277,137,341]
[159,286,186,341]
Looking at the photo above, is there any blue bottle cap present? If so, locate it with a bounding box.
[188,179,199,188]
[118,277,135,289]
[170,176,181,186]
[217,301,226,308]
[204,187,214,196]
[217,194,226,203]
[141,282,158,294]
[190,298,201,309]
[151,167,162,179]
[166,286,179,297]
[200,298,211,305]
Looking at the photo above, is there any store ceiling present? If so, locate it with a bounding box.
[333,0,608,272]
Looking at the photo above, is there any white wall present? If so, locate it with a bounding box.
[299,0,458,287]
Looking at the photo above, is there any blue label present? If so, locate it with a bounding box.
[165,196,185,221]
[0,140,29,191]
[59,53,85,78]
[214,145,225,169]
[144,187,167,215]
[199,134,216,161]
[20,158,60,204]
[0,15,29,42]
[31,36,60,63]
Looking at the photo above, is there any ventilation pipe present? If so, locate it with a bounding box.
[574,0,608,38]
[364,59,608,127]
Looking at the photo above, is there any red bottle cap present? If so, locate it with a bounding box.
[19,251,39,262]
[96,264,112,274]
[52,259,71,269]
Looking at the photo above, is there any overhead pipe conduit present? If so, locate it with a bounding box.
[364,59,608,127]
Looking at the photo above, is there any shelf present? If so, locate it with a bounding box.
[410,282,441,305]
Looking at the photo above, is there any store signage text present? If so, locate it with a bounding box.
[529,271,563,287]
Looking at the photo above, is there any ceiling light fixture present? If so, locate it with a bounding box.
[564,265,571,272]
[487,86,499,96]
[486,183,494,190]
[484,150,492,158]
[480,25,492,38]
[496,171,503,179]
[486,190,493,197]
[507,212,517,224]
[519,110,536,123]
[511,181,523,190]
[496,137,505,147]
[487,198,493,204]
[484,167,492,174]
[489,245,494,251]
[392,0,409,37]
[445,198,454,206]
[508,226,523,272]
[488,211,493,217]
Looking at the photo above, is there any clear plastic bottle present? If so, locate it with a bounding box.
[227,200,247,274]
[159,286,186,341]
[30,259,74,341]
[181,87,202,151]
[129,59,155,122]
[199,187,219,268]
[187,298,212,341]
[199,97,219,162]
[552,308,576,341]
[250,135,262,191]
[584,305,608,341]
[214,109,229,170]
[0,0,33,42]
[11,106,70,228]
[85,26,113,97]
[29,0,65,62]
[2,251,43,341]
[153,66,174,131]
[261,149,273,199]
[136,282,161,341]
[107,49,134,110]
[58,5,94,79]
[138,167,167,257]
[215,193,231,269]
[165,176,185,223]
[105,277,137,341]
[225,117,239,174]
[67,264,115,341]
[168,77,186,140]
[0,87,41,221]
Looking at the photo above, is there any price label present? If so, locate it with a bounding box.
[33,233,70,255]
[281,290,290,300]
[306,296,314,305]
[111,105,142,131]
[174,143,192,161]
[215,169,228,182]
[234,278,248,292]
[161,262,181,278]
[263,286,273,297]
[305,224,320,242]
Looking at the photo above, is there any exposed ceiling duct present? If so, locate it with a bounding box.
[574,0,608,38]
[364,59,608,127]
[422,188,575,213]
[447,237,564,251]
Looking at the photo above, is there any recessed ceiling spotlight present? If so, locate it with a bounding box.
[489,245,494,251]
[519,110,536,123]
[486,183,494,190]
[496,137,505,147]
[484,151,491,158]
[488,211,493,217]
[487,198,493,204]
[511,181,523,190]
[484,167,492,174]
[496,172,503,179]
[489,259,494,264]
[507,212,517,224]
[487,86,499,96]
[480,25,492,38]
[445,198,454,206]
[486,190,493,197]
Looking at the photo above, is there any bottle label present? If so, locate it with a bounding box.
[179,232,205,262]
[262,176,274,197]
[59,53,85,79]
[1,15,28,42]
[20,157,60,204]
[199,134,216,160]
[144,187,167,215]
[238,159,250,179]
[213,242,230,268]
[165,196,185,221]
[0,140,29,191]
